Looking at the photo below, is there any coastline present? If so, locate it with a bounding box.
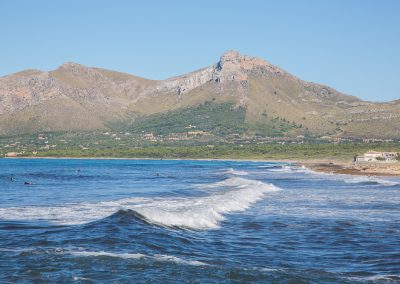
[298,160,400,177]
[4,156,400,177]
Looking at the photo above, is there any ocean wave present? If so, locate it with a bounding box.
[69,250,206,266]
[257,165,279,168]
[132,177,280,230]
[0,247,206,266]
[259,164,313,174]
[223,168,249,176]
[263,165,294,172]
[0,177,280,230]
[263,164,400,186]
[342,176,400,186]
[306,169,400,186]
[344,274,400,282]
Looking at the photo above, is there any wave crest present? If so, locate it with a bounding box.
[0,177,280,230]
[223,168,249,176]
[128,177,280,230]
[69,250,206,266]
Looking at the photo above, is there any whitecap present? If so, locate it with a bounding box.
[130,177,280,229]
[0,177,281,230]
[223,168,249,176]
[342,175,400,186]
[345,274,400,282]
[69,250,206,266]
[306,169,400,186]
[276,164,400,186]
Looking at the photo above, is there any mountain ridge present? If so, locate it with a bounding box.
[1,50,399,139]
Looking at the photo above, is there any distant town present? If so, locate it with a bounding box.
[1,129,400,160]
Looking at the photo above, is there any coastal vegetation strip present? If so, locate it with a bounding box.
[7,143,400,161]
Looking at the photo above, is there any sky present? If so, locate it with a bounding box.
[1,0,399,102]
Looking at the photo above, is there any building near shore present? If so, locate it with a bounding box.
[5,152,20,157]
[355,151,398,162]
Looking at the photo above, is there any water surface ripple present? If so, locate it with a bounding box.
[0,159,399,283]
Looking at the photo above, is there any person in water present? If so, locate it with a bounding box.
[24,181,32,185]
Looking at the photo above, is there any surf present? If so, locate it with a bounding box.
[0,177,281,230]
[69,250,207,266]
[263,164,400,186]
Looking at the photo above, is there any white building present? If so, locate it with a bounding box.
[355,151,398,162]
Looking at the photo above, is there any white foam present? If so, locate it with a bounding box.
[73,276,92,281]
[0,177,280,230]
[269,164,400,186]
[262,164,312,174]
[69,250,206,266]
[345,274,400,282]
[223,168,249,176]
[265,165,294,172]
[305,168,400,186]
[342,175,400,186]
[71,251,146,259]
[132,177,280,229]
[0,198,148,226]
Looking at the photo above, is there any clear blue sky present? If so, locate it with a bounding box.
[1,0,399,101]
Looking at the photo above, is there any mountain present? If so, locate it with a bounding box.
[1,50,400,139]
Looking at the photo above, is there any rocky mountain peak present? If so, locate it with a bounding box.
[56,62,92,75]
[59,62,85,68]
[219,50,241,62]
[214,50,276,83]
[157,51,288,95]
[219,50,267,69]
[52,62,108,86]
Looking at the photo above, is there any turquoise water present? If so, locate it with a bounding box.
[0,159,399,283]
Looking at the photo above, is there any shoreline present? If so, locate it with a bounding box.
[4,156,400,177]
[298,160,400,177]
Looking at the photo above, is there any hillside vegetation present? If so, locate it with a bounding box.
[4,143,400,161]
[119,102,300,137]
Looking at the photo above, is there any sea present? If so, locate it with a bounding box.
[0,158,399,283]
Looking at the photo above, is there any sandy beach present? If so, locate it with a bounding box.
[300,160,400,177]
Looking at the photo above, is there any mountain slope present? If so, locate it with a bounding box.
[0,50,399,138]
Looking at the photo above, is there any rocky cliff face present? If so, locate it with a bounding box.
[0,70,61,114]
[152,50,288,95]
[214,50,286,83]
[153,66,215,95]
[0,50,399,138]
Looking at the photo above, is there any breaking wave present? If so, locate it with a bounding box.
[309,169,400,186]
[0,247,206,266]
[342,176,400,186]
[0,177,280,230]
[223,168,249,176]
[260,164,400,186]
[69,250,206,266]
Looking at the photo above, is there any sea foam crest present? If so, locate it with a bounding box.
[223,168,249,176]
[69,250,206,266]
[0,177,280,230]
[304,167,400,186]
[262,164,400,186]
[134,177,280,229]
[342,175,400,186]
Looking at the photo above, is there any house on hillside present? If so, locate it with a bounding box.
[355,151,398,162]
